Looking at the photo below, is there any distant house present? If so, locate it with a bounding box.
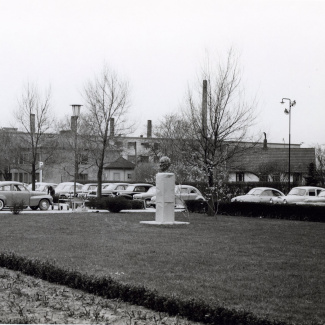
[104,157,135,182]
[227,144,315,183]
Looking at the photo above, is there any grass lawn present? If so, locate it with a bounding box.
[0,211,324,324]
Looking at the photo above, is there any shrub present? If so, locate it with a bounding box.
[85,196,131,212]
[185,200,208,213]
[10,200,25,215]
[130,200,144,210]
[0,252,291,325]
[217,202,325,222]
[107,197,131,212]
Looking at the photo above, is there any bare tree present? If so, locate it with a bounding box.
[81,65,133,197]
[14,82,56,189]
[315,145,325,186]
[154,50,259,214]
[0,129,19,180]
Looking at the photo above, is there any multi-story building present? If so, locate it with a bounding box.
[0,121,315,185]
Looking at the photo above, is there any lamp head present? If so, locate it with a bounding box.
[291,100,296,107]
[280,100,285,104]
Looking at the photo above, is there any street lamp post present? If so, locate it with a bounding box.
[71,105,82,197]
[280,98,296,193]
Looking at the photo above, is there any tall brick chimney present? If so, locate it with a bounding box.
[202,80,207,137]
[110,118,114,137]
[263,132,268,149]
[147,120,152,138]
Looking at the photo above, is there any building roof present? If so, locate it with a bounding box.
[228,147,315,174]
[104,157,135,169]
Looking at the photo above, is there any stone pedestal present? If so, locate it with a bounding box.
[140,173,189,225]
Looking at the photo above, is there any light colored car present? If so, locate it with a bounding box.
[133,186,157,207]
[150,185,205,208]
[0,181,53,211]
[55,182,83,199]
[272,186,325,204]
[231,187,284,203]
[296,189,325,206]
[87,183,129,198]
[79,183,98,198]
[27,182,57,193]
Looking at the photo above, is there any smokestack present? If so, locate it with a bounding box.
[263,132,268,149]
[147,120,152,138]
[202,80,207,137]
[30,113,35,134]
[110,118,114,137]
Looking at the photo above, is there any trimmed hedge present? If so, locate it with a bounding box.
[85,196,144,212]
[185,200,325,222]
[0,252,290,325]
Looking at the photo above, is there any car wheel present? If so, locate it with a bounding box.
[0,199,4,211]
[144,199,151,208]
[30,206,39,210]
[39,199,50,211]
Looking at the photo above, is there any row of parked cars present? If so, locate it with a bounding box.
[231,186,325,205]
[0,180,206,211]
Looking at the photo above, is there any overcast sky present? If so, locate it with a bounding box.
[1,0,324,147]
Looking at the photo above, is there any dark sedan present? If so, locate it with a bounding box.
[113,183,154,199]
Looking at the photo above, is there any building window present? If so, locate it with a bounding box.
[140,156,149,163]
[260,175,268,182]
[127,173,132,179]
[236,172,245,182]
[78,174,88,181]
[128,155,136,163]
[141,142,150,149]
[128,142,136,149]
[293,173,302,183]
[272,175,280,182]
[79,153,88,165]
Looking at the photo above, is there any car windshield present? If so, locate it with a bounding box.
[103,184,116,190]
[147,187,156,194]
[82,185,96,191]
[288,188,306,196]
[318,191,325,197]
[55,184,73,191]
[125,185,135,191]
[36,185,47,192]
[246,189,263,195]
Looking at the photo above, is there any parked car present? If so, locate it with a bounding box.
[133,186,157,207]
[78,183,98,198]
[0,181,53,210]
[55,182,83,199]
[231,187,285,203]
[27,182,58,193]
[113,183,154,199]
[150,185,205,208]
[87,183,129,198]
[296,189,325,206]
[271,186,325,204]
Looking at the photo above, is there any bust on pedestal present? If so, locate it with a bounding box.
[140,157,189,225]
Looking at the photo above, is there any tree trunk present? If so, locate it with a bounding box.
[97,167,103,198]
[32,163,36,191]
[207,168,216,216]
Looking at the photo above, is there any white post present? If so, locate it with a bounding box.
[155,173,175,223]
[140,172,189,225]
